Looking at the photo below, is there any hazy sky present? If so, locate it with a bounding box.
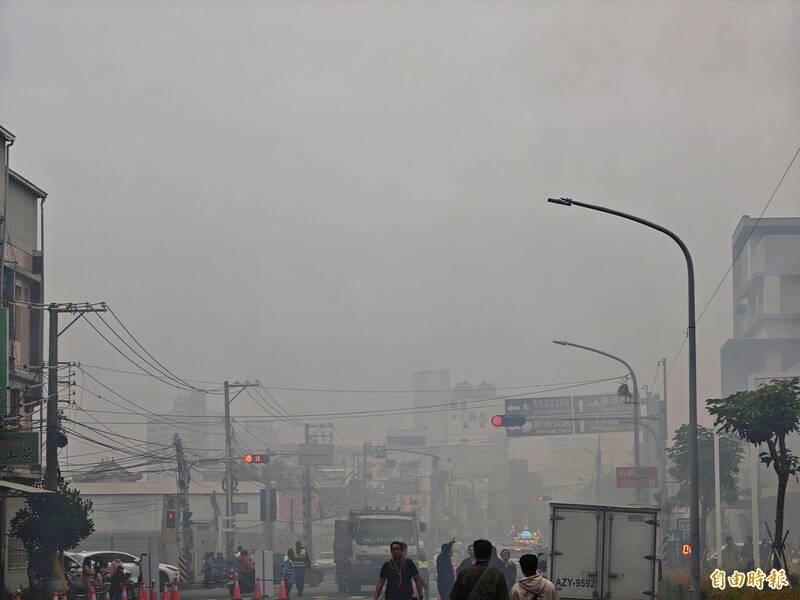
[1,1,798,457]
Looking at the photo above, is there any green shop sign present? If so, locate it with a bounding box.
[0,432,40,466]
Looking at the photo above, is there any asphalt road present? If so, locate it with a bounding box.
[181,579,362,600]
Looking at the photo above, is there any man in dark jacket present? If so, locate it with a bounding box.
[437,541,455,600]
[449,539,508,600]
[499,549,517,591]
[456,545,474,575]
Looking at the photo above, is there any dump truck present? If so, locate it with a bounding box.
[334,508,426,594]
[549,503,659,600]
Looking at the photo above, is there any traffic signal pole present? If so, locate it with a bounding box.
[223,380,258,555]
[174,434,192,581]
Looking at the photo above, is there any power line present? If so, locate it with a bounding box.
[657,142,800,394]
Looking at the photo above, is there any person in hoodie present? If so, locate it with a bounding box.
[509,554,558,600]
[449,539,507,600]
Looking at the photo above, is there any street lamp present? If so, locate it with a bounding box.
[553,340,642,502]
[548,197,700,599]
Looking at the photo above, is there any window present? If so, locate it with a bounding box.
[9,536,26,569]
[232,502,248,515]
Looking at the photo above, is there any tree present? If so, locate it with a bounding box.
[9,480,94,591]
[666,424,743,556]
[707,378,800,570]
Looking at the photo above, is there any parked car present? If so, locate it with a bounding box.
[67,551,179,589]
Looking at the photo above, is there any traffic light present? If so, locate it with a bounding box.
[183,510,193,528]
[404,498,412,507]
[491,414,526,427]
[166,510,176,528]
[681,544,692,556]
[243,453,270,464]
[537,495,552,502]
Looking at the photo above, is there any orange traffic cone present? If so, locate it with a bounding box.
[232,576,242,600]
[53,590,59,600]
[253,580,263,600]
[161,582,169,600]
[121,586,128,600]
[14,590,21,600]
[278,577,288,600]
[170,580,179,600]
[139,583,148,600]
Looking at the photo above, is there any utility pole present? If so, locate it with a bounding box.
[658,358,669,525]
[223,379,258,555]
[303,423,312,553]
[174,434,193,581]
[263,476,275,551]
[46,303,106,490]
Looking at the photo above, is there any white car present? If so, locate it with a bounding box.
[68,551,180,587]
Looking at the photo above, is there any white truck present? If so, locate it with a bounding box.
[549,503,659,600]
[334,508,425,594]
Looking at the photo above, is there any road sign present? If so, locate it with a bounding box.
[298,443,335,466]
[0,432,40,466]
[573,394,635,433]
[616,466,658,488]
[505,397,574,436]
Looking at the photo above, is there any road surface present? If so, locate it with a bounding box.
[181,579,375,600]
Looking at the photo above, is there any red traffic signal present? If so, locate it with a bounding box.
[166,510,176,528]
[491,414,526,427]
[243,453,270,464]
[537,495,552,502]
[404,498,412,507]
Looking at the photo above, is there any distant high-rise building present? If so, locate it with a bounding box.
[146,390,273,480]
[721,216,800,396]
[413,370,450,444]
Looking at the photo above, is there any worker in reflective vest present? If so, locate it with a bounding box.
[288,540,311,597]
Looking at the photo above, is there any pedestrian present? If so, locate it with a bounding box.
[282,550,295,598]
[374,541,426,600]
[721,536,742,570]
[509,554,557,600]
[288,540,311,597]
[488,547,504,572]
[238,549,255,592]
[499,550,517,591]
[109,565,127,600]
[741,536,754,570]
[456,545,474,575]
[449,539,508,600]
[82,557,95,595]
[436,541,455,600]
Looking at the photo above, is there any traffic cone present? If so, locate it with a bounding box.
[232,576,242,600]
[139,583,148,600]
[53,590,59,600]
[170,580,179,600]
[162,582,169,600]
[121,586,128,600]
[278,577,288,600]
[253,580,263,600]
[14,590,21,600]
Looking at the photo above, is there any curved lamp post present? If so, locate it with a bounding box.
[548,197,700,599]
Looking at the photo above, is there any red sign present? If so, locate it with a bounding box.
[616,466,658,488]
